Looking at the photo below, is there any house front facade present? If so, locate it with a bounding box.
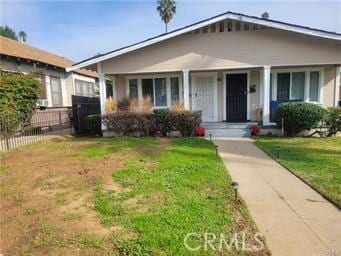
[67,11,341,125]
[0,36,99,109]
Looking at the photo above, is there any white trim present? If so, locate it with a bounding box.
[66,13,341,72]
[125,73,182,108]
[335,66,341,106]
[183,69,190,109]
[263,66,271,126]
[223,70,250,121]
[191,72,218,122]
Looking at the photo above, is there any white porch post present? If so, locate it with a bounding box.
[97,63,107,130]
[335,66,341,107]
[183,69,190,109]
[262,66,271,126]
[112,76,117,101]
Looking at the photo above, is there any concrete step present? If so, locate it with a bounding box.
[205,128,251,138]
[202,122,257,130]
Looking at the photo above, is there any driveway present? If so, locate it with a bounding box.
[214,137,341,256]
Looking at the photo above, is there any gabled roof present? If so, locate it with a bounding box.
[67,11,341,72]
[0,36,98,78]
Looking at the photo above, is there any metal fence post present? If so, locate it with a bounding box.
[58,111,62,135]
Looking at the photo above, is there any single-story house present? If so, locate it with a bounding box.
[67,11,341,126]
[0,35,99,109]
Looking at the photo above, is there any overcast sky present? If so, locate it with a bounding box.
[1,0,340,62]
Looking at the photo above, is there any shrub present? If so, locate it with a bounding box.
[0,71,40,117]
[170,110,202,137]
[117,97,130,112]
[102,112,155,136]
[153,109,172,136]
[275,102,326,136]
[101,110,202,137]
[85,114,102,136]
[23,126,42,135]
[325,107,341,137]
[105,97,117,113]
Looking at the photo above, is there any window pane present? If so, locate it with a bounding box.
[170,77,179,103]
[277,73,290,102]
[291,72,305,101]
[142,79,154,103]
[75,80,82,95]
[309,71,319,102]
[50,77,62,106]
[154,78,167,106]
[83,82,89,96]
[129,79,138,99]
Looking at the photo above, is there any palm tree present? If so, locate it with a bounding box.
[18,31,27,42]
[156,0,176,33]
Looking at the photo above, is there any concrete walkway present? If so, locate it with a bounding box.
[214,137,341,256]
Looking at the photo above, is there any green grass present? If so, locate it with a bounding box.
[92,137,261,255]
[255,137,341,207]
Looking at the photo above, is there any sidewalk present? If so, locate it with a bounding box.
[214,137,341,256]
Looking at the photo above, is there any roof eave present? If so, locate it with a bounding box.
[66,12,341,72]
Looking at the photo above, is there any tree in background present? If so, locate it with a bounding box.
[261,12,269,19]
[156,0,176,33]
[18,31,27,42]
[0,25,18,40]
[0,25,27,42]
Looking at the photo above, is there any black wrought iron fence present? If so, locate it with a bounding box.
[0,109,73,151]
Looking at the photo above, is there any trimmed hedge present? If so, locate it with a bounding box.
[101,110,202,137]
[325,107,341,137]
[275,102,326,136]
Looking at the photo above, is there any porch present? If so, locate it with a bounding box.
[98,64,333,127]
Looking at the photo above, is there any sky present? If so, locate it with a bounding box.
[1,0,340,62]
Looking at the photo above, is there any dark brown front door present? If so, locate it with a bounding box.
[226,73,247,122]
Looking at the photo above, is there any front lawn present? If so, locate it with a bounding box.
[255,137,341,207]
[0,137,268,255]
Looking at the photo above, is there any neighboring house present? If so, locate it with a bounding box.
[67,11,341,125]
[0,35,99,109]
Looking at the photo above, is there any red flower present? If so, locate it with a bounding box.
[249,125,260,136]
[195,127,206,136]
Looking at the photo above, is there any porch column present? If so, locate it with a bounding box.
[183,69,190,109]
[98,63,107,130]
[112,76,117,101]
[335,66,341,107]
[262,66,271,125]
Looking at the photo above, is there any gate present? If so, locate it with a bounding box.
[71,95,100,136]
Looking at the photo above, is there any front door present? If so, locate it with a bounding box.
[226,73,247,122]
[192,73,217,122]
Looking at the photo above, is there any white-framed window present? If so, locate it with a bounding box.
[126,75,182,108]
[271,68,323,104]
[75,79,96,97]
[50,76,63,106]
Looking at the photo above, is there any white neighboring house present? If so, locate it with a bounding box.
[0,35,99,109]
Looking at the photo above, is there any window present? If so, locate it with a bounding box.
[244,23,249,31]
[275,70,321,104]
[277,73,290,102]
[211,23,216,33]
[291,72,305,101]
[106,80,113,98]
[202,27,208,33]
[171,77,180,103]
[219,22,224,32]
[129,79,138,98]
[50,77,62,106]
[309,71,319,102]
[235,22,241,31]
[142,79,154,101]
[75,79,95,97]
[154,78,167,106]
[227,21,232,31]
